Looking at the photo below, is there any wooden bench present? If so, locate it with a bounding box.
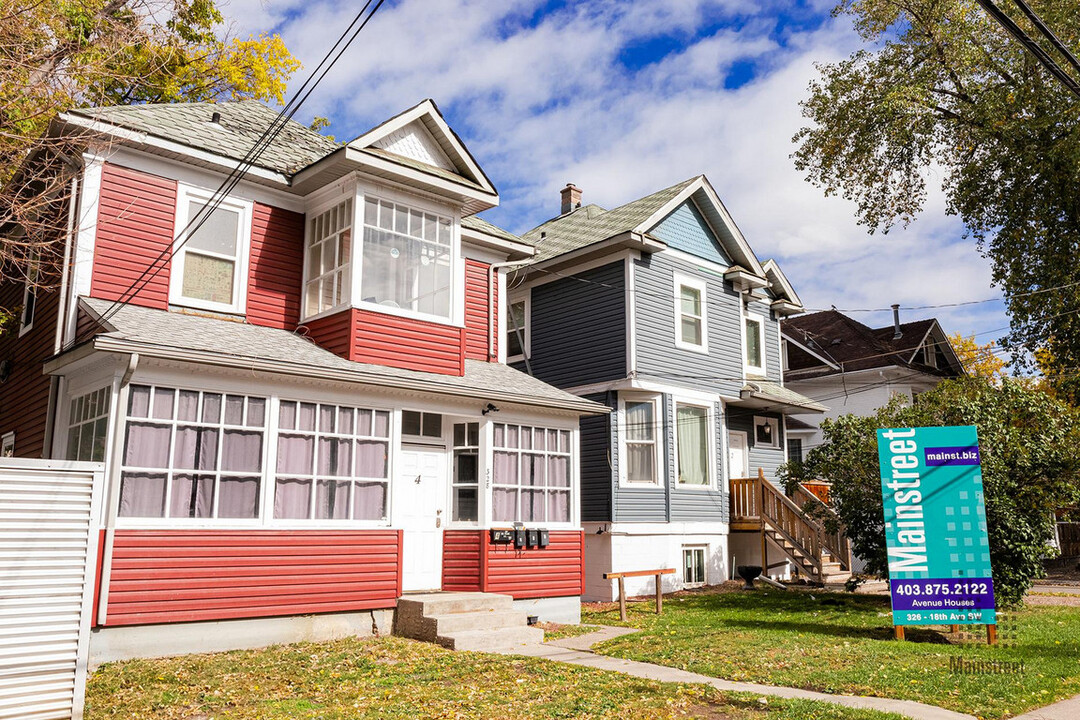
[603,569,676,621]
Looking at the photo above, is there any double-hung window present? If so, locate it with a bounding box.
[274,402,390,521]
[305,199,353,316]
[361,197,453,320]
[744,312,766,375]
[67,386,111,462]
[506,299,528,359]
[119,385,265,519]
[675,402,711,488]
[172,188,251,313]
[623,397,659,485]
[674,275,707,352]
[493,424,572,524]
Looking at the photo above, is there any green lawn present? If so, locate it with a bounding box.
[86,635,904,720]
[582,588,1080,719]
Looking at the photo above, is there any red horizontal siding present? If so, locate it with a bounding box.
[484,531,584,599]
[105,529,401,626]
[247,203,304,330]
[464,260,493,361]
[442,530,483,592]
[351,309,464,375]
[302,309,352,359]
[91,163,177,309]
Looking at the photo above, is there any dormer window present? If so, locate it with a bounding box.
[362,196,454,320]
[171,187,251,314]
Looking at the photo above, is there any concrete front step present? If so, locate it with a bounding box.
[438,625,544,652]
[395,592,542,651]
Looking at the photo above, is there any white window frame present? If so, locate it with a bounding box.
[753,415,780,449]
[673,273,708,353]
[491,422,575,527]
[66,386,112,462]
[302,196,354,319]
[1,432,13,457]
[401,409,445,445]
[682,545,707,587]
[743,311,767,376]
[506,295,529,362]
[169,184,253,315]
[18,246,39,337]
[356,189,461,326]
[673,399,715,491]
[618,394,663,487]
[450,420,480,525]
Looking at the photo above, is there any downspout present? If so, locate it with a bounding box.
[488,258,533,367]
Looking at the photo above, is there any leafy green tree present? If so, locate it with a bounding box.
[0,0,300,319]
[793,0,1080,397]
[788,378,1080,605]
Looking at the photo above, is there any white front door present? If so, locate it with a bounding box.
[728,431,749,479]
[397,448,447,592]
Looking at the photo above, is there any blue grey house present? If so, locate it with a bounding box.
[507,177,831,600]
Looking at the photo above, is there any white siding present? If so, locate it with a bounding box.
[0,460,103,720]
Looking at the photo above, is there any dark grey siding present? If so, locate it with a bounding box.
[668,397,727,522]
[580,392,614,522]
[522,261,626,388]
[612,392,668,523]
[728,411,786,486]
[633,252,744,397]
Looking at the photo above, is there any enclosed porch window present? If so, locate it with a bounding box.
[492,423,572,524]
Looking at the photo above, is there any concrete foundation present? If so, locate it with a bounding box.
[512,595,581,624]
[89,610,394,668]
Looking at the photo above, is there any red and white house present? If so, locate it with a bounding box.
[0,99,603,660]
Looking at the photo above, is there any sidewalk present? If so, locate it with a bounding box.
[499,626,974,720]
[1012,694,1080,720]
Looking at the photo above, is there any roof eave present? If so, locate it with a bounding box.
[525,231,666,274]
[461,226,535,260]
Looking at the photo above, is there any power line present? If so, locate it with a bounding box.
[1009,0,1080,78]
[90,0,387,331]
[975,0,1080,98]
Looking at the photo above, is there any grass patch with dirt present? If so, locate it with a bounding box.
[582,585,1080,719]
[85,635,904,720]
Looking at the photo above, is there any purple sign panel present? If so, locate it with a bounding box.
[924,446,981,466]
[889,578,996,611]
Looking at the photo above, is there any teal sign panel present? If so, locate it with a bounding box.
[876,426,995,626]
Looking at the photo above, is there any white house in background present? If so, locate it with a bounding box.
[781,307,965,452]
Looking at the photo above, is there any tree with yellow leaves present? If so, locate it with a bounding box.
[949,333,1008,383]
[0,0,301,326]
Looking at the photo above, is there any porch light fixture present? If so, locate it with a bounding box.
[481,403,500,415]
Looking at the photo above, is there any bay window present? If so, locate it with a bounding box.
[361,197,453,319]
[305,199,353,316]
[274,401,390,521]
[172,189,251,313]
[675,403,711,487]
[493,424,572,524]
[118,385,265,519]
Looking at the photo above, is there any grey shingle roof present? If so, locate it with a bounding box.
[461,215,527,245]
[523,177,699,263]
[358,147,487,193]
[70,100,341,175]
[741,380,827,413]
[78,299,604,414]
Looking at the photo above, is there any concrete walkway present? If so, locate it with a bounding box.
[1012,694,1080,720]
[503,625,974,720]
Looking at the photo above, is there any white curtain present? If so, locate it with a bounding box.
[218,477,258,518]
[118,472,166,517]
[677,405,708,485]
[274,478,311,519]
[493,488,517,522]
[547,490,569,523]
[355,440,387,478]
[170,474,213,518]
[353,482,386,520]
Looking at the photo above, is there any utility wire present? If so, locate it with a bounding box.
[1009,0,1080,77]
[91,0,387,331]
[975,0,1080,98]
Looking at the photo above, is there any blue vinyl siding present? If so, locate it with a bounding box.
[520,261,625,388]
[651,200,732,267]
[612,391,667,523]
[728,412,786,486]
[580,393,614,522]
[633,252,744,397]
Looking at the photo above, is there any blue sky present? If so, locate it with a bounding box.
[223,0,1008,342]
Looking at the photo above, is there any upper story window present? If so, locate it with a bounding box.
[744,312,766,375]
[361,196,453,320]
[622,396,661,485]
[507,299,528,360]
[674,274,707,352]
[19,246,39,336]
[171,187,252,314]
[305,199,353,317]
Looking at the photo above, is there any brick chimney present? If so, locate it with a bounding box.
[560,183,582,215]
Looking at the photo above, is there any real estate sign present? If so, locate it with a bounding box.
[876,426,995,626]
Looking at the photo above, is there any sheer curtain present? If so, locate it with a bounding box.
[677,405,708,486]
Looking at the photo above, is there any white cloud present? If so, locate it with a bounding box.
[221,0,1005,339]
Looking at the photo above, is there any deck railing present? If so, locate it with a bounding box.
[791,483,852,571]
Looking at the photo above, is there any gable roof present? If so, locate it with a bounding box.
[782,310,963,380]
[522,175,765,276]
[69,299,603,415]
[66,100,340,175]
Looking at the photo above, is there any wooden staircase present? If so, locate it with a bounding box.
[731,470,852,585]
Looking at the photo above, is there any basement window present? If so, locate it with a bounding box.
[683,546,706,587]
